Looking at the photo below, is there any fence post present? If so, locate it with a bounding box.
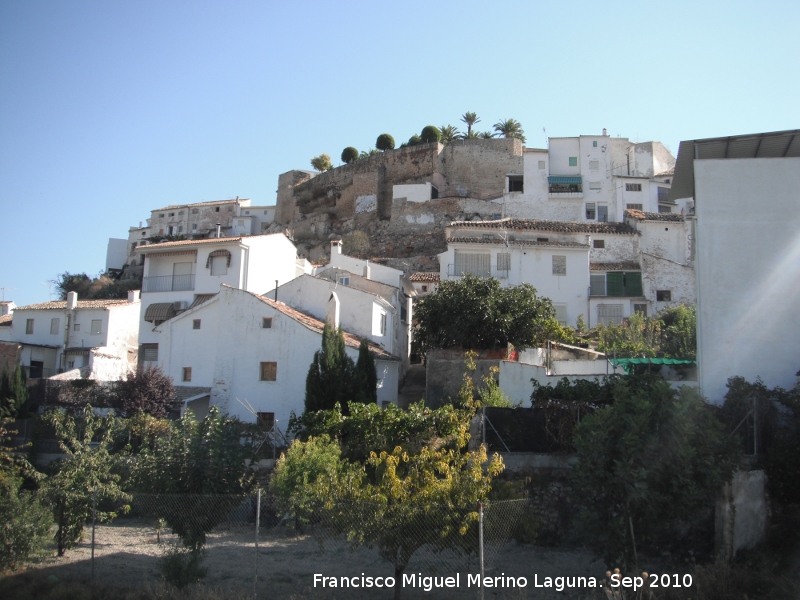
[91,486,97,581]
[478,501,484,600]
[254,488,261,599]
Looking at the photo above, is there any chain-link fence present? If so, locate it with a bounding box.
[25,491,546,598]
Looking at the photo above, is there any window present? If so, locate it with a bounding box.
[260,362,277,381]
[178,225,183,233]
[538,160,545,170]
[552,255,567,276]
[658,205,672,214]
[337,276,350,286]
[141,344,158,362]
[657,290,672,302]
[178,211,184,215]
[633,303,648,316]
[453,251,491,277]
[588,181,601,190]
[74,323,80,331]
[193,319,201,330]
[67,360,74,369]
[237,220,244,227]
[554,304,568,326]
[593,140,598,147]
[421,285,428,292]
[508,175,523,192]
[192,224,197,231]
[586,203,596,220]
[245,211,250,215]
[168,212,175,217]
[262,317,272,329]
[592,272,642,297]
[192,208,199,214]
[657,187,670,203]
[589,160,599,170]
[215,207,220,212]
[263,210,268,215]
[380,313,387,336]
[50,318,60,335]
[597,205,608,222]
[590,274,606,296]
[626,203,643,211]
[182,367,192,382]
[210,255,227,276]
[159,213,164,218]
[497,253,510,272]
[625,183,642,192]
[593,239,605,248]
[598,304,624,326]
[431,186,439,199]
[91,320,102,335]
[257,412,275,430]
[26,319,34,334]
[536,237,549,242]
[568,157,577,167]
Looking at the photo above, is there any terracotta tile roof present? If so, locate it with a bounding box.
[448,218,639,235]
[409,272,440,282]
[240,289,399,361]
[153,199,247,211]
[590,262,641,271]
[448,237,589,249]
[625,209,684,222]
[14,299,130,311]
[0,314,12,326]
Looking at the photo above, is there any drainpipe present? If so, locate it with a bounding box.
[274,280,278,302]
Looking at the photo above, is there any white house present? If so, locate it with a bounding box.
[408,272,440,297]
[155,285,400,429]
[670,129,800,403]
[135,233,300,363]
[1,291,141,380]
[231,204,277,236]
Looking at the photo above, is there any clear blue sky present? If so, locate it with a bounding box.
[1,0,797,307]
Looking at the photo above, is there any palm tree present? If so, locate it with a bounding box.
[460,112,480,137]
[358,148,380,160]
[439,124,461,144]
[493,119,526,143]
[479,131,497,139]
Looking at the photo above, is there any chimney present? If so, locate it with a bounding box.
[66,291,78,310]
[363,261,371,280]
[602,128,607,136]
[127,290,141,303]
[327,292,340,329]
[331,239,342,256]
[216,223,221,238]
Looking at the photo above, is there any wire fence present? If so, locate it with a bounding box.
[33,492,538,598]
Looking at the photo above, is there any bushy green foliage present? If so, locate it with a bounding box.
[413,274,559,352]
[454,351,516,409]
[0,474,52,570]
[659,304,697,359]
[571,378,738,567]
[340,146,358,164]
[341,229,370,258]
[51,271,142,301]
[376,133,395,151]
[419,125,441,143]
[42,406,130,556]
[589,305,696,359]
[158,544,207,588]
[406,134,421,146]
[0,366,30,418]
[439,124,460,144]
[113,364,175,418]
[310,153,333,172]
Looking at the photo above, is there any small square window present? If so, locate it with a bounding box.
[193,319,201,330]
[656,290,672,302]
[552,255,567,276]
[50,318,60,335]
[192,208,199,214]
[337,277,350,286]
[626,203,643,211]
[168,212,175,217]
[192,224,197,231]
[260,362,277,381]
[183,367,192,382]
[262,318,272,329]
[178,211,183,215]
[159,213,164,218]
[568,157,577,167]
[67,360,74,369]
[215,207,220,212]
[91,320,102,335]
[588,181,601,190]
[245,211,250,215]
[25,319,34,334]
[74,323,80,331]
[421,285,428,292]
[263,210,268,215]
[538,160,545,170]
[633,303,648,316]
[593,239,605,248]
[257,412,275,430]
[593,140,597,147]
[554,304,568,326]
[508,175,523,193]
[141,344,158,362]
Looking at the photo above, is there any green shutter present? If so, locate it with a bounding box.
[625,272,643,296]
[606,272,624,297]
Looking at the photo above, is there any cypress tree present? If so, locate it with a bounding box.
[304,324,356,413]
[353,340,378,405]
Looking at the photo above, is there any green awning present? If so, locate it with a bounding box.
[610,357,696,374]
[144,302,176,323]
[548,176,582,184]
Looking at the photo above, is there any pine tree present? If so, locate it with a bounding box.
[0,366,29,418]
[353,340,378,405]
[304,324,356,413]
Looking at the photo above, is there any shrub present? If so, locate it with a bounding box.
[310,153,332,172]
[340,146,358,164]
[159,545,207,589]
[406,134,421,146]
[341,230,370,257]
[375,133,395,151]
[114,364,175,418]
[420,125,441,143]
[0,475,52,570]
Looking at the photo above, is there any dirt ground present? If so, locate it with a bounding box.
[13,519,613,599]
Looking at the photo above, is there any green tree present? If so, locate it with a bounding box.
[113,364,175,418]
[439,124,460,144]
[460,112,480,137]
[594,312,660,358]
[305,324,356,413]
[341,146,359,164]
[478,131,497,139]
[42,406,130,556]
[493,118,526,143]
[359,148,380,159]
[353,340,378,405]
[659,304,697,359]
[0,365,30,418]
[419,125,441,144]
[376,133,395,151]
[413,274,560,353]
[50,271,141,300]
[310,153,333,172]
[406,134,421,146]
[571,377,738,567]
[341,230,370,258]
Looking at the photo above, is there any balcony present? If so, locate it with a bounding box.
[447,265,509,279]
[142,274,195,293]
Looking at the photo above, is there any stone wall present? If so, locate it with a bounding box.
[0,341,21,374]
[425,348,508,408]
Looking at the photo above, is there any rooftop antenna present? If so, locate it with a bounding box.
[543,127,547,147]
[0,287,13,301]
[42,281,54,300]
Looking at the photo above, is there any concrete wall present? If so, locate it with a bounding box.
[106,238,128,271]
[0,342,21,374]
[694,157,800,402]
[716,470,768,559]
[425,348,506,408]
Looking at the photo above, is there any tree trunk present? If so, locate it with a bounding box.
[57,501,65,557]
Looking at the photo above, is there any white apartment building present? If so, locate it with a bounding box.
[135,233,300,362]
[230,204,277,237]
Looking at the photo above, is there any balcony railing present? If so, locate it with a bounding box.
[142,274,195,293]
[447,265,509,279]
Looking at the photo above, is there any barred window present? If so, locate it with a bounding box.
[625,183,642,192]
[260,362,277,381]
[182,367,192,382]
[554,304,568,326]
[497,253,511,271]
[598,304,624,326]
[552,255,567,276]
[141,345,158,362]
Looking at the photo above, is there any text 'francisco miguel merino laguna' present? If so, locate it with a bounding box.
[313,573,599,592]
